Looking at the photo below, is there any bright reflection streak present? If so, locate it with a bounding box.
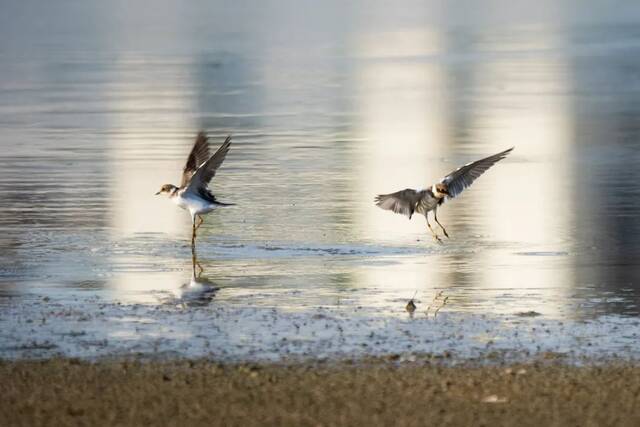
[103,50,196,301]
[108,269,186,304]
[355,29,450,242]
[469,33,574,316]
[106,57,193,237]
[353,29,450,299]
[352,27,575,316]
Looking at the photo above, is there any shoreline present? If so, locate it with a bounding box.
[3,357,640,426]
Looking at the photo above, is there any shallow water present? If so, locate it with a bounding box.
[1,2,640,361]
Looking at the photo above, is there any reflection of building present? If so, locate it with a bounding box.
[102,50,254,299]
[2,1,640,318]
[349,27,454,303]
[567,32,640,313]
[468,30,574,317]
[105,52,195,237]
[354,28,450,242]
[350,22,575,315]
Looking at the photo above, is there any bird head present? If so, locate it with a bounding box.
[432,183,450,198]
[155,184,178,196]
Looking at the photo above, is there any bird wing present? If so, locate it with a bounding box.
[440,147,513,200]
[374,189,423,219]
[184,135,232,194]
[180,132,212,188]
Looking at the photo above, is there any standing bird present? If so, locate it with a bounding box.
[155,132,234,247]
[375,147,513,242]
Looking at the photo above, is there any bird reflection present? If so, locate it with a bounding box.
[172,253,219,307]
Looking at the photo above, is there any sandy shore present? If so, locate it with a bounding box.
[2,358,640,426]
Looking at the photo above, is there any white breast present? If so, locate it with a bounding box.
[173,190,216,216]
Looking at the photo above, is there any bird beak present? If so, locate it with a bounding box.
[155,191,161,195]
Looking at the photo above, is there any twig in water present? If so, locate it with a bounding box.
[433,296,449,318]
[425,291,444,315]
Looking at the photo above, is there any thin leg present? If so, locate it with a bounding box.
[191,222,196,247]
[196,261,204,277]
[425,213,442,243]
[195,215,204,231]
[191,251,203,277]
[434,209,449,238]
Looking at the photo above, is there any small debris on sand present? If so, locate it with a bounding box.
[515,311,542,318]
[482,394,508,403]
[405,291,417,314]
[2,359,640,426]
[405,299,416,314]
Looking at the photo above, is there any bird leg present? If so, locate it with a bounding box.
[433,209,449,238]
[196,261,204,277]
[425,214,442,243]
[191,251,204,277]
[195,215,204,231]
[191,222,197,247]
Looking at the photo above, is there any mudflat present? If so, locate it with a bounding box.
[2,359,640,426]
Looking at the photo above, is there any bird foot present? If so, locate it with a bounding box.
[196,262,204,277]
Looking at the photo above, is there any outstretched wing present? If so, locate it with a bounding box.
[374,189,423,219]
[185,135,232,194]
[181,132,212,188]
[440,147,513,199]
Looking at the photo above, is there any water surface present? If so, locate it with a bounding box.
[1,1,640,361]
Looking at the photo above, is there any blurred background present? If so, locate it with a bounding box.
[1,0,640,318]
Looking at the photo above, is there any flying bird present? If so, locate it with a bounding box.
[156,132,234,247]
[375,147,513,242]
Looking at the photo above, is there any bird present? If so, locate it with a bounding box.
[155,132,234,247]
[374,147,514,242]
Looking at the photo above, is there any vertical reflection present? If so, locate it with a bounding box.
[567,26,640,313]
[351,28,451,299]
[108,265,185,305]
[350,23,579,315]
[106,59,195,237]
[110,150,187,237]
[354,29,450,242]
[102,5,200,300]
[467,30,575,315]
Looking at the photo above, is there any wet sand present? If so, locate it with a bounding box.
[3,358,640,426]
